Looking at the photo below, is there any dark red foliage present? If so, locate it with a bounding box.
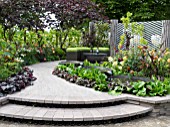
[118,58,123,62]
[42,0,108,29]
[0,67,37,97]
[0,0,47,30]
[0,0,107,30]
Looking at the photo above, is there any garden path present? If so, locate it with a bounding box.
[8,61,127,104]
[0,61,169,122]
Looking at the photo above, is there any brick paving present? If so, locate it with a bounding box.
[0,104,152,121]
[6,61,170,105]
[0,61,169,122]
[7,61,127,104]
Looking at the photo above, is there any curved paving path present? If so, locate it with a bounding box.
[0,61,155,122]
[8,61,127,104]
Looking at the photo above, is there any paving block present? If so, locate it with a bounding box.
[82,111,94,121]
[33,108,48,120]
[73,111,83,121]
[53,110,64,121]
[24,107,40,119]
[43,109,56,121]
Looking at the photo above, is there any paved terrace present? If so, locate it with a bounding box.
[8,61,128,104]
[0,61,169,122]
[7,61,170,104]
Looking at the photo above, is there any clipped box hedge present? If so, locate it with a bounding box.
[66,47,90,52]
[93,47,110,56]
[93,47,109,52]
[66,47,110,61]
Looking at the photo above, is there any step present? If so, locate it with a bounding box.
[8,94,127,106]
[0,103,152,122]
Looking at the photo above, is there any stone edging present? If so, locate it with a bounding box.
[0,97,9,106]
[124,94,170,116]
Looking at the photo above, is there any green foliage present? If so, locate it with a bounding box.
[55,61,170,96]
[66,47,109,52]
[107,46,170,79]
[55,27,82,49]
[95,22,110,47]
[121,12,132,29]
[0,31,22,80]
[119,12,148,50]
[66,47,91,52]
[66,28,82,47]
[82,22,110,48]
[0,23,67,80]
[0,62,21,80]
[130,78,170,96]
[94,0,170,21]
[56,63,109,92]
[93,47,109,52]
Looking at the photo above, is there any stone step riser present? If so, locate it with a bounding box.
[8,95,127,106]
[9,99,126,108]
[0,103,153,122]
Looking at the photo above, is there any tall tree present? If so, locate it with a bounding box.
[0,0,107,49]
[93,0,170,21]
[45,0,108,49]
[0,0,47,31]
[46,0,107,29]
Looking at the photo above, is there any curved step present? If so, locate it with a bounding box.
[8,94,127,107]
[0,103,152,122]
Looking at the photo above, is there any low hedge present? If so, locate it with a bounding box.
[66,47,109,52]
[93,47,109,52]
[66,47,90,52]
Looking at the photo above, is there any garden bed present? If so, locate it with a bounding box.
[0,67,37,97]
[53,61,170,97]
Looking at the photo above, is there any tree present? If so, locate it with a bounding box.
[46,0,107,29]
[0,0,107,49]
[0,0,48,46]
[0,0,47,31]
[45,0,108,49]
[93,0,170,22]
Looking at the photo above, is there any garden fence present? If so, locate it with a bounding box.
[109,20,170,56]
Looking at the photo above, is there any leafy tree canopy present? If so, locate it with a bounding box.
[93,0,170,21]
[45,0,108,29]
[0,0,47,30]
[0,0,107,31]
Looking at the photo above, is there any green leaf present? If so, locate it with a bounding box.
[133,89,138,93]
[138,81,145,89]
[146,85,152,90]
[137,87,146,96]
[127,87,132,92]
[109,90,122,96]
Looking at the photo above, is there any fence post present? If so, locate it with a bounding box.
[161,20,170,49]
[89,21,95,48]
[109,20,118,57]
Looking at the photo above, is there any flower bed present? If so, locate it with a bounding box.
[53,61,170,97]
[0,67,37,97]
[53,45,170,97]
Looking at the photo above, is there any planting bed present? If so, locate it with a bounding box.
[53,61,170,97]
[0,67,37,97]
